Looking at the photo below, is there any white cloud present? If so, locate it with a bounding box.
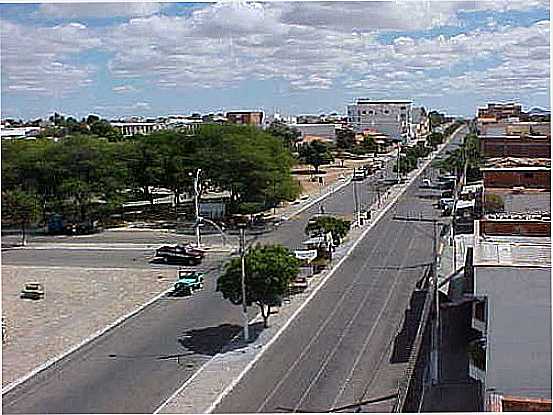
[38,3,164,19]
[2,1,549,109]
[112,84,139,93]
[1,19,101,95]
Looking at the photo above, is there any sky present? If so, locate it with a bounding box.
[0,0,550,120]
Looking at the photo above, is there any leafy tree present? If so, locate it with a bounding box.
[336,128,356,149]
[305,215,351,245]
[217,244,300,328]
[86,114,100,125]
[484,193,504,214]
[266,121,301,149]
[2,189,38,246]
[428,132,444,149]
[90,120,122,141]
[298,140,334,174]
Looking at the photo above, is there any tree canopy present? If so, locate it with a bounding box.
[216,244,300,327]
[1,124,301,227]
[298,140,334,173]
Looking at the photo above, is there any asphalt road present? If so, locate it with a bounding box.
[2,131,464,414]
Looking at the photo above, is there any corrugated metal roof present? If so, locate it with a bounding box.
[474,235,551,267]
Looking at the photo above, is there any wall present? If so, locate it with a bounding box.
[481,138,551,158]
[480,220,550,236]
[483,170,550,189]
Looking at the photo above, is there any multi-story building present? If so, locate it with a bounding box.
[347,99,412,141]
[480,135,551,158]
[225,111,264,127]
[481,158,550,190]
[110,122,165,137]
[464,218,551,410]
[477,102,523,121]
[411,106,430,140]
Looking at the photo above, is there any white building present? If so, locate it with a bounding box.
[0,126,41,139]
[347,99,413,141]
[288,123,341,141]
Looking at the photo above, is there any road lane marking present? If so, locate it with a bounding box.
[330,235,419,408]
[291,225,409,412]
[203,128,463,414]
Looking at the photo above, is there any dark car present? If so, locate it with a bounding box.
[155,244,205,265]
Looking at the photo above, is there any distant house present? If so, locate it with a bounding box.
[226,111,264,127]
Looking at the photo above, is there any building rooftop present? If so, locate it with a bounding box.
[354,99,412,104]
[483,157,551,168]
[474,264,551,400]
[473,220,551,267]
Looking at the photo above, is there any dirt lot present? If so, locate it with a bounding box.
[1,266,174,387]
[293,158,373,197]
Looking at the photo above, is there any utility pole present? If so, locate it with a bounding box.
[352,174,360,225]
[238,224,249,342]
[191,168,202,248]
[396,142,401,183]
[393,215,442,385]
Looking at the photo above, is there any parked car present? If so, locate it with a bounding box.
[173,271,205,296]
[20,282,44,300]
[438,197,455,210]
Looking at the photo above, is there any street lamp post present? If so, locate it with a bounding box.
[238,224,250,342]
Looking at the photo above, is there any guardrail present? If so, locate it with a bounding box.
[393,265,434,412]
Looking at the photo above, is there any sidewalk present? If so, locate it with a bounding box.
[156,138,452,414]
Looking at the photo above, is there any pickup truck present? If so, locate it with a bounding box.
[173,271,205,296]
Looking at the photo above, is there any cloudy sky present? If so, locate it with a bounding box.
[0,1,550,119]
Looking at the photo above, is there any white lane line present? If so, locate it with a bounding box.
[2,286,173,395]
[256,225,406,413]
[204,130,462,414]
[291,224,409,412]
[204,161,426,414]
[330,235,419,409]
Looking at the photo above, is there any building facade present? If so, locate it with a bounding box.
[477,102,523,121]
[347,99,412,141]
[480,135,551,158]
[225,111,264,127]
[111,122,164,137]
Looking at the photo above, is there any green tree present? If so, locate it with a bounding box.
[484,193,504,214]
[336,128,356,149]
[90,120,122,141]
[266,121,301,149]
[305,215,351,245]
[298,140,334,174]
[217,244,300,328]
[2,189,38,246]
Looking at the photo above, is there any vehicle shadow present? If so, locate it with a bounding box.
[178,322,264,357]
[390,289,427,364]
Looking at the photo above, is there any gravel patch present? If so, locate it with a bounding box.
[1,265,174,387]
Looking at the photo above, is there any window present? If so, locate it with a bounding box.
[400,106,406,110]
[362,110,367,115]
[369,110,374,115]
[384,110,390,114]
[524,172,535,178]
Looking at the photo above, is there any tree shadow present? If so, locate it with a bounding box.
[390,289,427,364]
[178,322,265,357]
